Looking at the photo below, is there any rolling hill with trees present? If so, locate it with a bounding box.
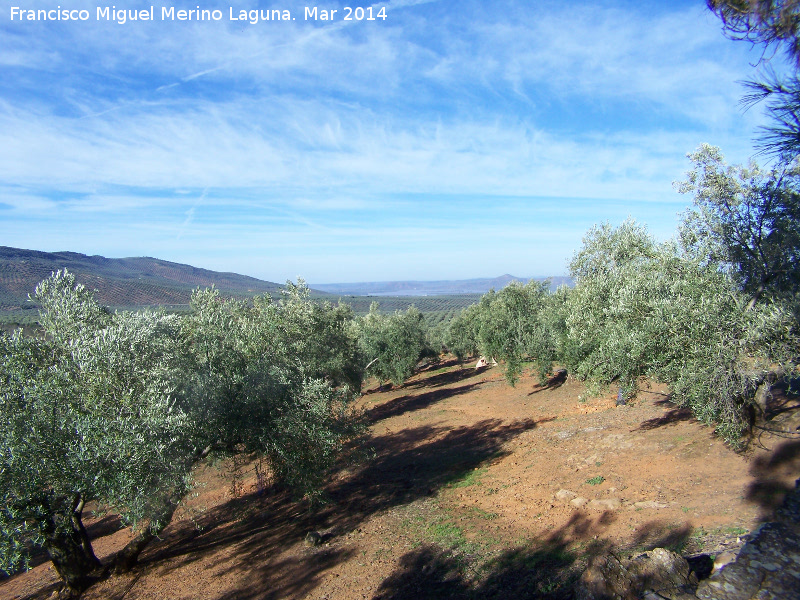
[0,246,291,318]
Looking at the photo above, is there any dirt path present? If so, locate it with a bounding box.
[3,359,799,600]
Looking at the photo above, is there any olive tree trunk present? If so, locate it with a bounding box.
[43,495,106,598]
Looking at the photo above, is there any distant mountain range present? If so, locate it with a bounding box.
[0,247,572,323]
[311,274,573,296]
[0,246,288,313]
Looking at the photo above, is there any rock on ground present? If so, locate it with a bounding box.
[577,478,800,600]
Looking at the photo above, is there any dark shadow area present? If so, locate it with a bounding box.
[405,364,484,390]
[373,511,610,600]
[85,513,125,540]
[763,378,800,421]
[527,369,568,396]
[362,359,476,396]
[635,398,696,431]
[746,439,800,519]
[372,512,695,600]
[627,520,693,555]
[372,546,471,600]
[95,418,540,600]
[319,419,539,533]
[368,382,483,422]
[122,486,359,600]
[4,579,62,600]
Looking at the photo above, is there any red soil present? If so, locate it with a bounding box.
[3,359,799,599]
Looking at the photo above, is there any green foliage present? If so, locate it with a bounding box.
[273,280,363,390]
[0,271,364,590]
[445,303,482,363]
[475,282,560,385]
[445,212,797,446]
[446,282,564,385]
[355,303,431,386]
[564,220,797,444]
[182,284,364,496]
[1,272,191,580]
[676,144,800,309]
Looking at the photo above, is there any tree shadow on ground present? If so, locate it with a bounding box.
[746,439,800,519]
[92,418,540,599]
[319,419,540,533]
[634,398,695,431]
[763,378,800,421]
[371,512,694,600]
[527,369,568,396]
[367,382,484,422]
[361,359,480,397]
[85,513,124,540]
[405,364,484,390]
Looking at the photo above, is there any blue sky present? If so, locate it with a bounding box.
[0,0,788,283]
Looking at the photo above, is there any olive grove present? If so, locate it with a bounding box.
[444,148,798,446]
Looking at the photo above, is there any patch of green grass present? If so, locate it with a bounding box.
[691,526,708,550]
[424,517,484,558]
[468,507,499,520]
[721,525,748,536]
[448,467,488,488]
[585,476,605,486]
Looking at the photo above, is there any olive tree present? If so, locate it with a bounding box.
[472,281,560,386]
[268,280,362,391]
[181,286,364,497]
[355,303,430,387]
[445,303,482,364]
[445,282,566,385]
[1,271,191,596]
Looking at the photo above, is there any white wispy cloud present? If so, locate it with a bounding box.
[1,0,784,280]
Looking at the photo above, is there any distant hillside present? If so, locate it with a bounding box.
[0,246,289,315]
[0,248,569,328]
[311,274,573,296]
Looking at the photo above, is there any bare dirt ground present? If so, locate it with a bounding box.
[3,358,800,600]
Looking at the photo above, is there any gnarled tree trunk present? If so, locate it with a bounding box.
[43,495,106,598]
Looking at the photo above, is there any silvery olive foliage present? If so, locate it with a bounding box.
[1,271,191,593]
[354,303,430,386]
[0,272,364,597]
[181,284,364,496]
[447,213,796,446]
[675,144,800,310]
[564,220,797,444]
[445,281,566,385]
[445,303,482,364]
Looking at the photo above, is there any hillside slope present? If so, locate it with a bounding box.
[0,246,288,313]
